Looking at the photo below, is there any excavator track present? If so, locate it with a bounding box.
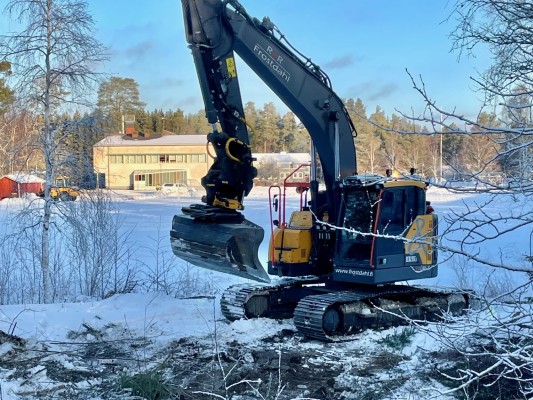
[294,287,469,341]
[220,283,265,321]
[220,281,469,341]
[220,278,325,321]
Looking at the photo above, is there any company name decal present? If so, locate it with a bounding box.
[253,44,291,82]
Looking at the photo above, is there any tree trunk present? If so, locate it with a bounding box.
[41,195,51,304]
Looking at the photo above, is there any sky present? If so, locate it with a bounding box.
[0,0,491,120]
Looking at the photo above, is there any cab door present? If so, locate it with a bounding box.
[373,186,425,268]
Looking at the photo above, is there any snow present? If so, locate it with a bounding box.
[0,293,216,344]
[2,173,44,184]
[0,186,531,399]
[93,134,207,147]
[0,187,307,344]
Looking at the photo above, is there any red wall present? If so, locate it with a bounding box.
[0,177,17,200]
[0,177,44,200]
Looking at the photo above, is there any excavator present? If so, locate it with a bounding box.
[37,176,79,201]
[170,0,469,341]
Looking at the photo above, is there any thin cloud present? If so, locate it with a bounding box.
[161,77,184,87]
[367,83,398,101]
[348,82,399,102]
[322,55,354,70]
[124,41,154,58]
[178,95,203,110]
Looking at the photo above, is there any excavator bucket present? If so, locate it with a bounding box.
[170,212,270,283]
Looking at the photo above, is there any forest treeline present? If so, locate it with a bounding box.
[0,74,513,183]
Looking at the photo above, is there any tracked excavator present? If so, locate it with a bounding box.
[170,0,470,341]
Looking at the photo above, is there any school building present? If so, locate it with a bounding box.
[92,134,212,190]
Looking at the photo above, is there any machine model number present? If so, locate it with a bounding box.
[405,255,418,263]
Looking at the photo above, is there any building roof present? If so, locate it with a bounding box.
[94,134,207,147]
[2,173,45,184]
[254,152,311,164]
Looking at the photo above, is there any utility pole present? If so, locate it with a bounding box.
[439,112,443,183]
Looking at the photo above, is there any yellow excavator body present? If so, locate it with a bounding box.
[50,177,79,201]
[269,210,313,266]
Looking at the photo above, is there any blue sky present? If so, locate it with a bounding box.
[2,1,491,119]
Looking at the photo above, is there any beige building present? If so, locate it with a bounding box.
[93,134,213,190]
[254,152,311,185]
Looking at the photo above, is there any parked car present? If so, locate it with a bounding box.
[180,179,203,195]
[159,182,199,197]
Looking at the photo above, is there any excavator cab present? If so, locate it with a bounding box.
[333,175,438,285]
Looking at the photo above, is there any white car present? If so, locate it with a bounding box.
[160,183,199,197]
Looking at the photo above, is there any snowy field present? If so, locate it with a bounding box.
[0,186,531,399]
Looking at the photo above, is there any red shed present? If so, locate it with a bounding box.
[0,173,44,200]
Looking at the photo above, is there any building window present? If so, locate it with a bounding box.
[187,154,205,163]
[110,152,206,165]
[147,155,158,163]
[110,155,123,163]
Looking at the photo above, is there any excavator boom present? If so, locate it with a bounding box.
[171,0,356,281]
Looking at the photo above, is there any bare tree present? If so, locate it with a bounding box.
[0,106,42,175]
[400,0,533,265]
[385,0,533,396]
[64,190,135,299]
[0,0,108,303]
[256,158,282,184]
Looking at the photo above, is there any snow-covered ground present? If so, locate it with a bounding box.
[0,186,531,399]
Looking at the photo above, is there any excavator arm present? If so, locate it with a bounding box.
[182,0,257,210]
[171,0,357,282]
[183,0,357,202]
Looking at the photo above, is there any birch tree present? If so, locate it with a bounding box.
[0,0,107,303]
[0,107,41,175]
[403,0,533,265]
[388,0,533,396]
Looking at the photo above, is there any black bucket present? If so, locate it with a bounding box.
[170,213,270,283]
